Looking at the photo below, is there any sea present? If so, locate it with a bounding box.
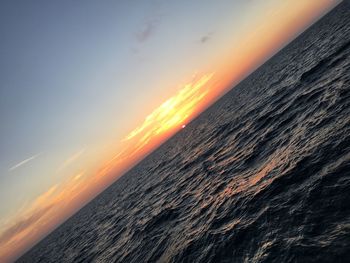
[18,2,350,263]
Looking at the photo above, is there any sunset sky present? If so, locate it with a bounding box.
[0,0,341,261]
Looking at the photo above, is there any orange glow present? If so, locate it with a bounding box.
[124,73,213,145]
[215,0,339,93]
[0,166,117,263]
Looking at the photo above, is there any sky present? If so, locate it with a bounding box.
[0,0,341,261]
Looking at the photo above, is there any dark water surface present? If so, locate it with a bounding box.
[18,3,350,263]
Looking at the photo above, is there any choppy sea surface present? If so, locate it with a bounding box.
[18,3,350,263]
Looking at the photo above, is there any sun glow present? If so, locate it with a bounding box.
[124,73,213,143]
[118,73,215,159]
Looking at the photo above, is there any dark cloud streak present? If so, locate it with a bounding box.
[136,18,160,43]
[0,205,53,245]
[200,31,214,43]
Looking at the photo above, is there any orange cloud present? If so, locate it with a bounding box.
[0,205,54,247]
[0,173,90,263]
[124,73,213,147]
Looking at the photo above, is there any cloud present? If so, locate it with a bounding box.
[136,18,160,43]
[0,173,91,261]
[0,204,53,246]
[58,149,85,171]
[73,172,85,181]
[200,32,214,44]
[9,153,41,172]
[123,73,214,153]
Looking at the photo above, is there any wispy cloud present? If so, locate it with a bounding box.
[0,176,91,261]
[58,149,85,171]
[8,153,41,172]
[136,16,161,43]
[0,204,53,246]
[200,31,214,44]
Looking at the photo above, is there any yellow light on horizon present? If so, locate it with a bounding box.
[123,73,214,148]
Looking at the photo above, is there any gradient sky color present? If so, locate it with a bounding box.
[0,0,341,262]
